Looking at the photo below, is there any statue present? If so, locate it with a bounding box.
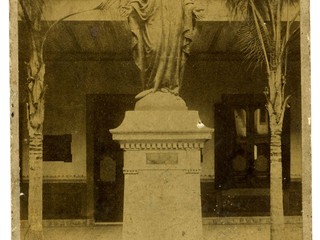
[120,0,203,98]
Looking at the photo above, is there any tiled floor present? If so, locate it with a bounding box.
[20,218,302,240]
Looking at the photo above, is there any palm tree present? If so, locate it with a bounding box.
[18,1,111,239]
[225,0,299,239]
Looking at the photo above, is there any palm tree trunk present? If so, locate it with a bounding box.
[26,95,45,240]
[27,132,44,240]
[269,131,285,240]
[19,4,102,238]
[267,63,286,240]
[25,43,46,240]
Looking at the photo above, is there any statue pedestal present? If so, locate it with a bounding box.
[110,93,213,240]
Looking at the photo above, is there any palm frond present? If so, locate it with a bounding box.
[226,0,299,73]
[94,0,118,12]
[226,0,269,19]
[19,0,34,31]
[250,0,270,19]
[225,0,250,18]
[40,1,114,61]
[249,1,272,43]
[19,0,45,31]
[226,0,273,72]
[232,21,270,71]
[280,0,299,10]
[280,9,300,58]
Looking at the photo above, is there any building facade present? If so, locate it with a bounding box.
[18,0,302,225]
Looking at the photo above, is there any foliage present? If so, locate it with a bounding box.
[226,0,299,129]
[225,1,300,239]
[226,0,299,73]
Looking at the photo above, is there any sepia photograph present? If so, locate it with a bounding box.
[10,0,311,239]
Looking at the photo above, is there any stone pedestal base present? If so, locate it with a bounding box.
[111,93,213,240]
[122,145,203,240]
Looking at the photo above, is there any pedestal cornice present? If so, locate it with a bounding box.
[110,110,213,144]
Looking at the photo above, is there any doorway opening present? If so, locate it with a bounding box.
[87,94,135,222]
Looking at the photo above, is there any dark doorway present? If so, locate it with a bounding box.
[214,94,290,189]
[87,94,135,222]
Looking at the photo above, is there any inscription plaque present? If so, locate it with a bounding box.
[146,153,178,165]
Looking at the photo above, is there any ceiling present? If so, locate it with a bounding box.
[18,21,300,62]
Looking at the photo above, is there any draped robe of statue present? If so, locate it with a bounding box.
[122,0,200,94]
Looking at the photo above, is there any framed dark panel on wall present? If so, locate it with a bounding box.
[43,134,72,162]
